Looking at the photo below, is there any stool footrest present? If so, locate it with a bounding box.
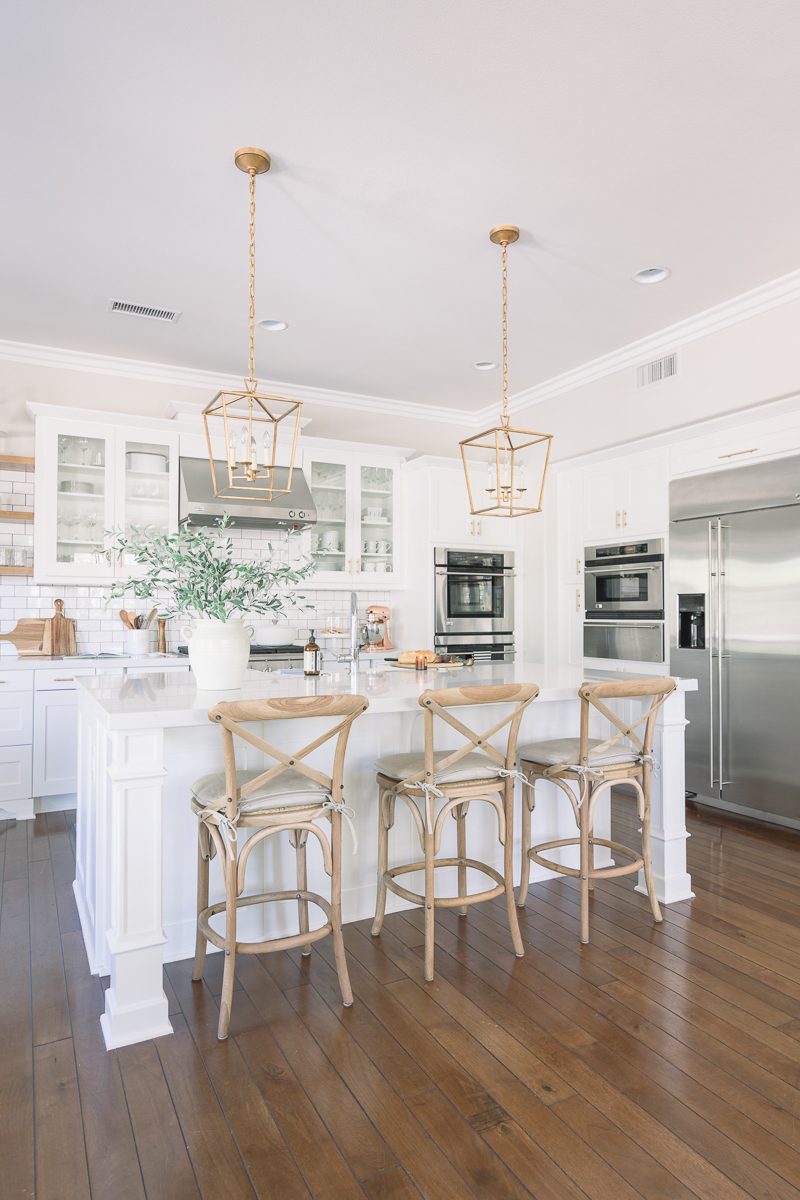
[384,856,505,909]
[529,836,644,881]
[198,889,333,955]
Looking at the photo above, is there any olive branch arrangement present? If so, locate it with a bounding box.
[107,517,315,621]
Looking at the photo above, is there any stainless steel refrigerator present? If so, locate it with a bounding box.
[669,454,800,826]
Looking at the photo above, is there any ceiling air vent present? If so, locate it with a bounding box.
[636,351,678,388]
[107,299,181,323]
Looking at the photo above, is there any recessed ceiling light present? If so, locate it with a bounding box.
[474,360,498,371]
[633,266,671,285]
[258,318,288,331]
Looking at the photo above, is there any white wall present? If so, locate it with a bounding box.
[515,294,800,463]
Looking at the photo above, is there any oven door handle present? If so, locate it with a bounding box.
[583,564,661,574]
[435,569,514,578]
[583,620,662,628]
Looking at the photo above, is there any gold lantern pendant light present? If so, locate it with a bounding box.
[202,147,302,502]
[460,225,553,518]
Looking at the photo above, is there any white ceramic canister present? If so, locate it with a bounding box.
[123,628,153,656]
[181,617,254,690]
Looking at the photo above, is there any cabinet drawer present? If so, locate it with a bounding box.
[0,669,34,691]
[0,692,34,747]
[35,667,95,691]
[0,745,32,804]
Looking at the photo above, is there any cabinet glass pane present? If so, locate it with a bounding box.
[56,434,107,565]
[309,461,347,572]
[359,464,393,576]
[124,441,172,537]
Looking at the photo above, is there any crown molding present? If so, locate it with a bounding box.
[3,267,800,432]
[0,339,472,427]
[480,267,800,424]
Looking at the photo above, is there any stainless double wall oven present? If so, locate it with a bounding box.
[583,538,665,662]
[434,547,515,660]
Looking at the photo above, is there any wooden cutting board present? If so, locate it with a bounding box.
[42,599,77,656]
[388,661,465,670]
[0,618,47,655]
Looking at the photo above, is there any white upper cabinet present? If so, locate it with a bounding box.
[34,414,179,584]
[304,447,404,587]
[582,449,668,545]
[431,469,518,549]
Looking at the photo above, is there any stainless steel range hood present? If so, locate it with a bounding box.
[179,457,316,530]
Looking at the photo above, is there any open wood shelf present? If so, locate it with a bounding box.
[0,509,34,522]
[0,454,34,471]
[0,566,33,576]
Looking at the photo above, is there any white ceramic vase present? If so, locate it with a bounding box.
[181,617,254,690]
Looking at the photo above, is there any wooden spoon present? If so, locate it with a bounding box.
[119,609,135,629]
[144,607,158,628]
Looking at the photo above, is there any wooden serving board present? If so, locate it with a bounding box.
[42,599,77,656]
[388,661,465,670]
[0,618,47,655]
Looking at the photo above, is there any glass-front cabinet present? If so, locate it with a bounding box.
[308,459,349,575]
[305,449,402,586]
[34,416,179,584]
[120,436,175,555]
[54,429,115,577]
[358,463,395,577]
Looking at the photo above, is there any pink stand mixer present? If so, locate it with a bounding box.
[363,604,394,652]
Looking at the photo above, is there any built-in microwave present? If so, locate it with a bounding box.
[584,539,665,619]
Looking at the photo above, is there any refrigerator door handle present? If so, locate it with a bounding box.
[708,519,716,789]
[718,519,730,787]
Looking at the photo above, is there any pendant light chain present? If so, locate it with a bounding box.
[246,167,257,391]
[501,236,509,428]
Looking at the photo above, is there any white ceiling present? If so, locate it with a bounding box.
[2,1,800,418]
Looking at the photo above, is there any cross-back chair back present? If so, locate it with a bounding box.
[407,682,540,791]
[574,677,676,774]
[208,694,368,821]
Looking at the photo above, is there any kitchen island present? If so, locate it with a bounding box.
[74,661,696,1049]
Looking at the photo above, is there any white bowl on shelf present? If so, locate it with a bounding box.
[126,451,168,473]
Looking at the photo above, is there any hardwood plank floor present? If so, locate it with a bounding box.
[1,797,798,1199]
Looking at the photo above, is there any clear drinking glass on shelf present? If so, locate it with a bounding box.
[85,511,99,545]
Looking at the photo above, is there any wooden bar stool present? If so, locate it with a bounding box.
[517,678,676,943]
[191,693,368,1039]
[371,682,539,981]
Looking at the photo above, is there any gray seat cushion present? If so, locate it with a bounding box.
[375,750,504,785]
[191,768,329,815]
[518,737,638,770]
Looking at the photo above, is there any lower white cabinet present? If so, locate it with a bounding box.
[0,691,34,746]
[33,689,81,797]
[0,745,32,806]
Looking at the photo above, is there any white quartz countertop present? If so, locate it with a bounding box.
[0,652,186,670]
[76,659,697,730]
